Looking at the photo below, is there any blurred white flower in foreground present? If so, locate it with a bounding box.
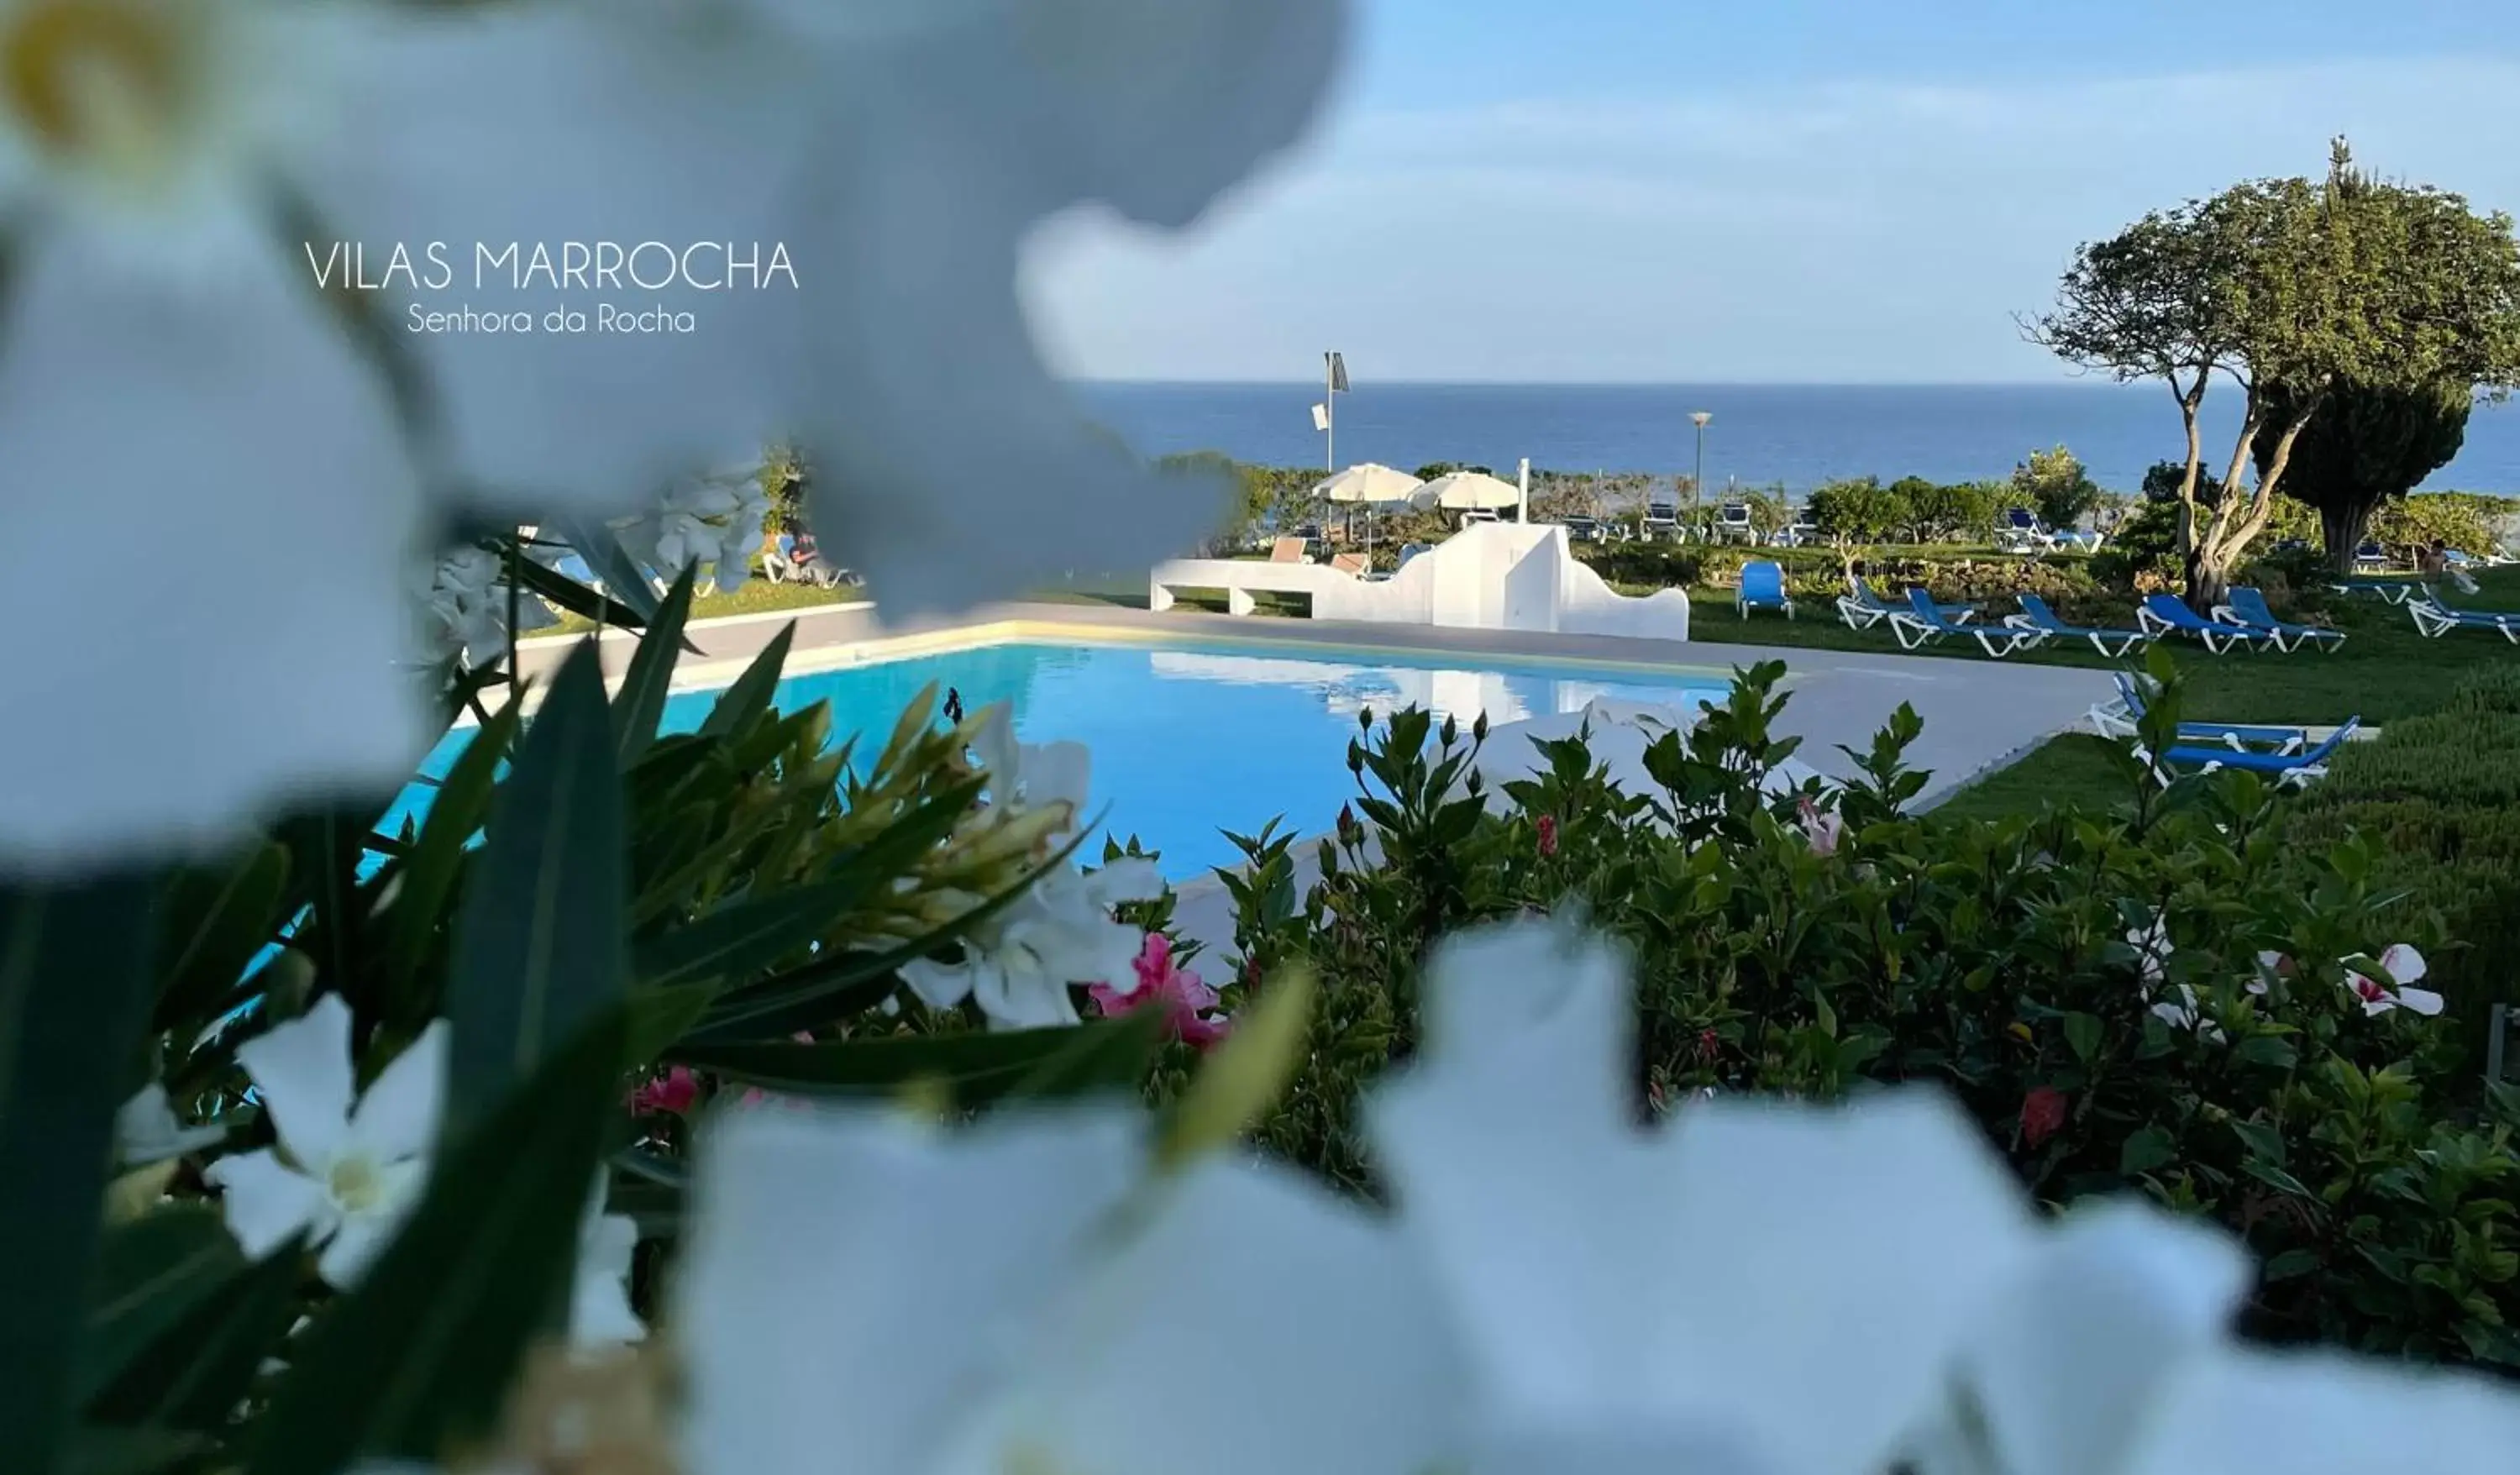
[673,1104,1464,1475]
[1903,1202,2253,1475]
[905,701,1158,1028]
[1368,919,2046,1473]
[762,0,1347,619]
[1368,917,2520,1473]
[201,995,445,1289]
[0,0,1346,873]
[1908,1199,2520,1475]
[0,0,780,870]
[114,1083,226,1166]
[415,546,556,668]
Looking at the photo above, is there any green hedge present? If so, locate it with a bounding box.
[1577,541,2115,617]
[2287,667,2520,1025]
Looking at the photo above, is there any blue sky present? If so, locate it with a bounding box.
[1028,0,2520,384]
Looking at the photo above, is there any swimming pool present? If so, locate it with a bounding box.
[412,638,1731,882]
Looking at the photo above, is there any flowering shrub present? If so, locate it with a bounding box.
[1205,658,2520,1370]
[20,595,2520,1474]
[18,575,1188,1473]
[2286,666,2520,1039]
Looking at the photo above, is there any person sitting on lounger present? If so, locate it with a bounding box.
[788,531,842,587]
[2417,540,2448,576]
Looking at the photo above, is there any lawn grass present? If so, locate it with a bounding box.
[1656,565,2520,727]
[1929,734,2138,822]
[538,576,867,636]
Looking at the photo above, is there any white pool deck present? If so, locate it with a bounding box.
[1151,522,1696,641]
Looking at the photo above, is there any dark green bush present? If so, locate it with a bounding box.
[2450,665,2520,717]
[2093,496,2183,591]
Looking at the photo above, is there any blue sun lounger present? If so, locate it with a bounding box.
[1839,575,1974,631]
[1891,586,2038,656]
[2005,595,2149,657]
[2217,588,2345,654]
[2137,594,2281,654]
[2407,585,2520,643]
[2330,577,2420,606]
[2150,719,2360,788]
[2091,673,2314,753]
[1737,559,1795,619]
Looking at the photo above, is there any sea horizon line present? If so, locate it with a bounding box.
[1070,377,2214,392]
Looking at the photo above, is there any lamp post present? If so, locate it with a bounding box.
[1320,351,1348,472]
[1689,412,1712,538]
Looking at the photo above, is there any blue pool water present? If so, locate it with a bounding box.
[405,639,1731,882]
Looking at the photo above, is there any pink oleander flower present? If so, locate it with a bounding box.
[633,1067,700,1116]
[1798,795,1844,858]
[1089,933,1231,1049]
[1536,813,1559,858]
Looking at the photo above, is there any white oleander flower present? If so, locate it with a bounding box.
[202,994,445,1289]
[900,858,1163,1029]
[969,701,1093,827]
[906,703,1150,1027]
[1367,918,2044,1474]
[609,465,775,595]
[673,1103,1465,1475]
[416,546,556,668]
[114,1083,227,1165]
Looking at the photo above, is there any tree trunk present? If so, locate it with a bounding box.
[2321,501,2376,575]
[2171,375,2213,611]
[2184,396,2309,611]
[2186,548,2232,612]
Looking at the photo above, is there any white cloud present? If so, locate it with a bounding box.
[1026,57,2520,382]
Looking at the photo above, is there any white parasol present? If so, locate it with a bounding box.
[1313,464,1425,556]
[1413,470,1522,513]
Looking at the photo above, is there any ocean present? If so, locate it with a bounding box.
[1076,382,2520,497]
